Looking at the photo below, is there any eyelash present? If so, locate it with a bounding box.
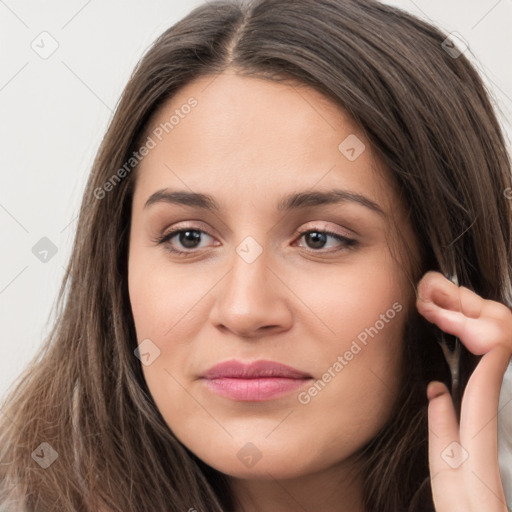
[153,225,358,257]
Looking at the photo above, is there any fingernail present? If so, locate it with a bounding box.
[427,381,448,401]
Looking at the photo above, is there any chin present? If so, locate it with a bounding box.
[192,440,331,481]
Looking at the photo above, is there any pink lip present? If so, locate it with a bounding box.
[201,359,313,401]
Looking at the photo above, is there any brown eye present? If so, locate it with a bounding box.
[175,230,202,249]
[295,229,357,252]
[303,231,328,249]
[156,227,217,255]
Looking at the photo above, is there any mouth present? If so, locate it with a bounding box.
[200,359,313,401]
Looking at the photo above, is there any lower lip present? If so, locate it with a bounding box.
[202,377,312,401]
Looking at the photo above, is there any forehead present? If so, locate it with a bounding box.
[133,71,397,214]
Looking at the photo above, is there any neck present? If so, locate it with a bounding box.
[229,454,367,512]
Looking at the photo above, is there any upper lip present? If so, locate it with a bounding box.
[201,359,312,379]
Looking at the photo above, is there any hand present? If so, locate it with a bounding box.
[416,270,512,512]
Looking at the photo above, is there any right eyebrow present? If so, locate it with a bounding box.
[144,189,218,211]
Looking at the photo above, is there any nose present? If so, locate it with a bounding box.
[208,246,293,339]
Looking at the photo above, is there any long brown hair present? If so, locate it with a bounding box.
[1,0,511,510]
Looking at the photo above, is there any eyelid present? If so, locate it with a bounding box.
[159,220,216,238]
[293,221,356,240]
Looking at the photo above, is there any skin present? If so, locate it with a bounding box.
[127,71,512,511]
[418,273,512,512]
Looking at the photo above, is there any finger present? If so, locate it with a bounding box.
[460,344,511,510]
[418,307,511,356]
[427,381,468,511]
[416,272,512,354]
[416,271,482,319]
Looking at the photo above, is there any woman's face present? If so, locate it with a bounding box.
[128,71,420,481]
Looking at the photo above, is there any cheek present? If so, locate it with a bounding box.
[128,251,210,340]
[317,256,408,421]
[295,269,407,432]
[288,246,408,346]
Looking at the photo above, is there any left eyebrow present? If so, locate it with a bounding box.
[277,189,385,216]
[143,188,385,217]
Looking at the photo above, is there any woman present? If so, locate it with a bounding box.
[1,0,511,510]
